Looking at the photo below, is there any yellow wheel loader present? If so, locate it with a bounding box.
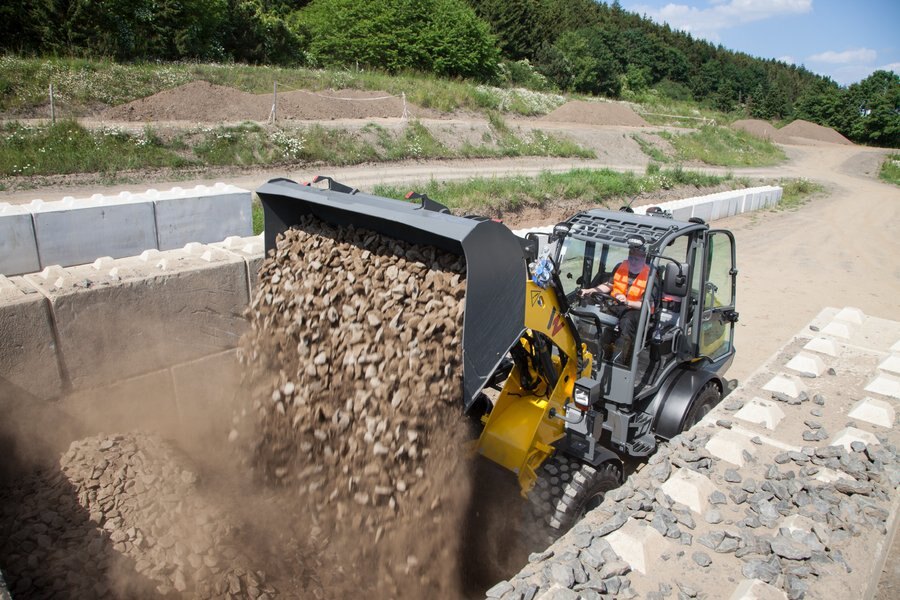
[257,176,739,538]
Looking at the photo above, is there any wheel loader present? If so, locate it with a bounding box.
[256,176,739,537]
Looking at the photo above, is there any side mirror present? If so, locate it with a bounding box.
[549,222,571,244]
[663,262,689,297]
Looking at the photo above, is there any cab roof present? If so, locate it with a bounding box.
[564,208,705,252]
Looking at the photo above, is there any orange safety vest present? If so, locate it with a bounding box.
[611,262,649,303]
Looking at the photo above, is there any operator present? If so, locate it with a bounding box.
[578,237,653,362]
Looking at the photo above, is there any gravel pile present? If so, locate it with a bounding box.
[493,426,900,600]
[236,216,471,598]
[732,119,778,140]
[774,119,853,146]
[100,81,431,122]
[0,432,274,599]
[541,101,649,127]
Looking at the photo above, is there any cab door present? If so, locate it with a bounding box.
[698,230,737,363]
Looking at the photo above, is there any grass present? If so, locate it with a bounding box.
[0,55,567,118]
[0,120,188,176]
[880,154,900,186]
[373,167,736,214]
[0,118,595,179]
[658,126,786,167]
[632,133,670,163]
[776,178,825,210]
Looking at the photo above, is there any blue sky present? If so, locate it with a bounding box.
[621,0,899,85]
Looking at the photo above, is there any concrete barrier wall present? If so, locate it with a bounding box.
[0,184,251,276]
[0,234,263,403]
[514,186,783,242]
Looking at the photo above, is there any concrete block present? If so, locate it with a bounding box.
[706,429,758,466]
[865,373,900,399]
[670,203,693,221]
[0,275,64,400]
[0,203,39,275]
[729,579,787,600]
[24,245,250,390]
[212,234,266,295]
[803,337,839,357]
[32,194,157,267]
[660,468,718,514]
[604,518,668,575]
[821,320,854,339]
[63,369,178,435]
[891,339,900,353]
[785,352,827,377]
[829,427,880,451]
[153,184,252,250]
[734,397,786,430]
[692,200,713,222]
[762,374,808,399]
[877,354,900,375]
[834,307,865,325]
[847,397,895,428]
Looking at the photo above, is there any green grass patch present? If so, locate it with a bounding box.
[0,120,187,176]
[776,178,825,210]
[373,167,734,214]
[658,126,785,167]
[879,154,900,186]
[632,134,670,163]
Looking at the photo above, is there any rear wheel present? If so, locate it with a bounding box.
[526,454,622,547]
[681,382,721,431]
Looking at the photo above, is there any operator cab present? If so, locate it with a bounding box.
[544,207,737,407]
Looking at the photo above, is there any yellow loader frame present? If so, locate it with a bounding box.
[474,281,593,496]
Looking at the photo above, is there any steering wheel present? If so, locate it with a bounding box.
[579,289,622,309]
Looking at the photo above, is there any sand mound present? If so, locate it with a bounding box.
[775,119,853,145]
[237,218,471,598]
[732,119,778,140]
[102,81,266,122]
[541,100,649,127]
[100,81,429,122]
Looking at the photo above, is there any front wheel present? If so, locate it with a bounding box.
[681,382,721,432]
[526,454,622,547]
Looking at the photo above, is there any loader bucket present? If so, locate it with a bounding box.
[256,177,529,412]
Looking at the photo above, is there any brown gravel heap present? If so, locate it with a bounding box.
[237,216,471,598]
[541,100,649,127]
[100,81,430,122]
[774,119,853,145]
[732,119,778,140]
[0,432,274,599]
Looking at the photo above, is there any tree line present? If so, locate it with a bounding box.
[2,0,896,147]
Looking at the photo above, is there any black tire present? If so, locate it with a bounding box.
[681,382,721,432]
[525,454,622,546]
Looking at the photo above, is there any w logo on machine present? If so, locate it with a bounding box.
[546,307,566,336]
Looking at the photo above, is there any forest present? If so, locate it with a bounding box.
[1,0,897,147]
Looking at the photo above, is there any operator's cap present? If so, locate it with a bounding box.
[627,235,647,251]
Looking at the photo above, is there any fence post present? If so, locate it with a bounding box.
[272,81,277,124]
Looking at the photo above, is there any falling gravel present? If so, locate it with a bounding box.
[234,216,472,598]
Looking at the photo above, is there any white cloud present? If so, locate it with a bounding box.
[877,62,900,74]
[630,0,812,40]
[777,55,796,65]
[808,48,877,64]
